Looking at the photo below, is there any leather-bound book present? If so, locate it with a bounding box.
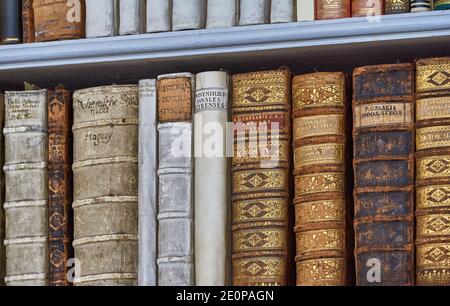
[48,87,73,286]
[119,0,145,35]
[434,0,450,10]
[22,0,35,43]
[172,0,206,31]
[146,0,171,33]
[194,71,230,286]
[239,0,270,26]
[4,90,49,286]
[416,57,450,285]
[353,64,415,286]
[72,85,138,286]
[411,0,432,12]
[232,69,291,286]
[271,0,296,23]
[0,95,4,286]
[315,0,350,20]
[292,72,354,286]
[0,0,22,44]
[351,0,384,17]
[85,0,118,37]
[297,0,314,21]
[138,79,157,286]
[206,0,237,29]
[33,0,85,42]
[385,0,410,14]
[157,73,195,286]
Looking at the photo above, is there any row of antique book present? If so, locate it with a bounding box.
[0,1,449,45]
[0,56,449,286]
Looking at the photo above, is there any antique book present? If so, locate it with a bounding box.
[385,0,410,14]
[411,0,432,12]
[194,71,230,286]
[0,0,22,44]
[33,0,85,42]
[271,0,295,23]
[232,69,291,286]
[157,73,195,286]
[315,0,350,20]
[48,87,73,286]
[434,0,450,10]
[297,0,314,21]
[85,0,118,38]
[206,0,237,29]
[353,64,415,286]
[138,79,158,286]
[292,72,354,286]
[415,57,450,285]
[351,0,384,17]
[239,0,270,26]
[4,90,48,286]
[72,85,138,286]
[0,95,4,287]
[146,0,171,32]
[172,0,206,31]
[22,0,35,43]
[119,0,145,35]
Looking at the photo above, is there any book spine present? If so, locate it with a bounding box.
[194,71,230,286]
[72,85,139,286]
[4,90,48,286]
[157,73,195,286]
[0,0,22,44]
[206,0,237,29]
[297,0,314,21]
[293,72,354,286]
[415,57,450,285]
[351,0,384,17]
[172,0,206,31]
[85,0,118,38]
[231,69,291,286]
[33,0,85,42]
[0,95,4,287]
[48,89,73,286]
[315,0,351,20]
[434,0,450,10]
[411,0,432,12]
[119,0,145,35]
[385,0,410,14]
[138,79,158,286]
[239,0,270,26]
[22,0,35,43]
[146,0,171,33]
[271,0,295,23]
[353,64,415,286]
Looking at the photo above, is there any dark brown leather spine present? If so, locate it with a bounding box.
[351,0,384,17]
[315,0,351,20]
[22,0,35,43]
[33,0,85,42]
[48,88,73,286]
[353,64,415,286]
[385,0,410,14]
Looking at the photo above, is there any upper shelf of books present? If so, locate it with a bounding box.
[1,10,450,89]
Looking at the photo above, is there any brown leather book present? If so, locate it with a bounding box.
[22,0,35,43]
[416,57,450,286]
[48,87,73,286]
[232,68,292,286]
[353,64,415,286]
[292,72,354,286]
[385,0,410,14]
[315,0,351,20]
[351,0,384,17]
[33,0,85,42]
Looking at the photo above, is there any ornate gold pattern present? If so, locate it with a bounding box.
[233,169,286,193]
[233,140,289,165]
[417,97,450,121]
[417,156,450,179]
[295,200,344,224]
[417,63,450,92]
[417,214,450,237]
[233,199,287,222]
[417,126,450,150]
[295,173,344,195]
[417,185,450,209]
[296,229,345,254]
[417,244,450,268]
[233,257,286,281]
[294,144,344,167]
[233,229,286,251]
[294,115,344,140]
[293,84,344,109]
[296,258,345,285]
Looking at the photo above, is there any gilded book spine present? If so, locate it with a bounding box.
[239,0,270,26]
[411,0,432,12]
[271,0,295,23]
[119,0,145,35]
[85,0,118,38]
[385,0,410,14]
[353,64,415,286]
[33,0,85,42]
[194,71,230,286]
[22,0,35,43]
[297,0,314,21]
[293,72,353,286]
[146,0,171,32]
[416,57,450,285]
[72,85,138,286]
[351,0,384,17]
[172,0,206,31]
[157,73,195,286]
[0,95,4,286]
[4,90,48,286]
[315,0,351,20]
[0,0,22,44]
[48,89,73,286]
[206,0,237,29]
[434,0,450,10]
[138,79,158,286]
[232,69,291,286]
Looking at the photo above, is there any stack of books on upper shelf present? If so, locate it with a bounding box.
[0,1,449,45]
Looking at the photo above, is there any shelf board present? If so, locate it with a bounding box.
[1,10,450,88]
